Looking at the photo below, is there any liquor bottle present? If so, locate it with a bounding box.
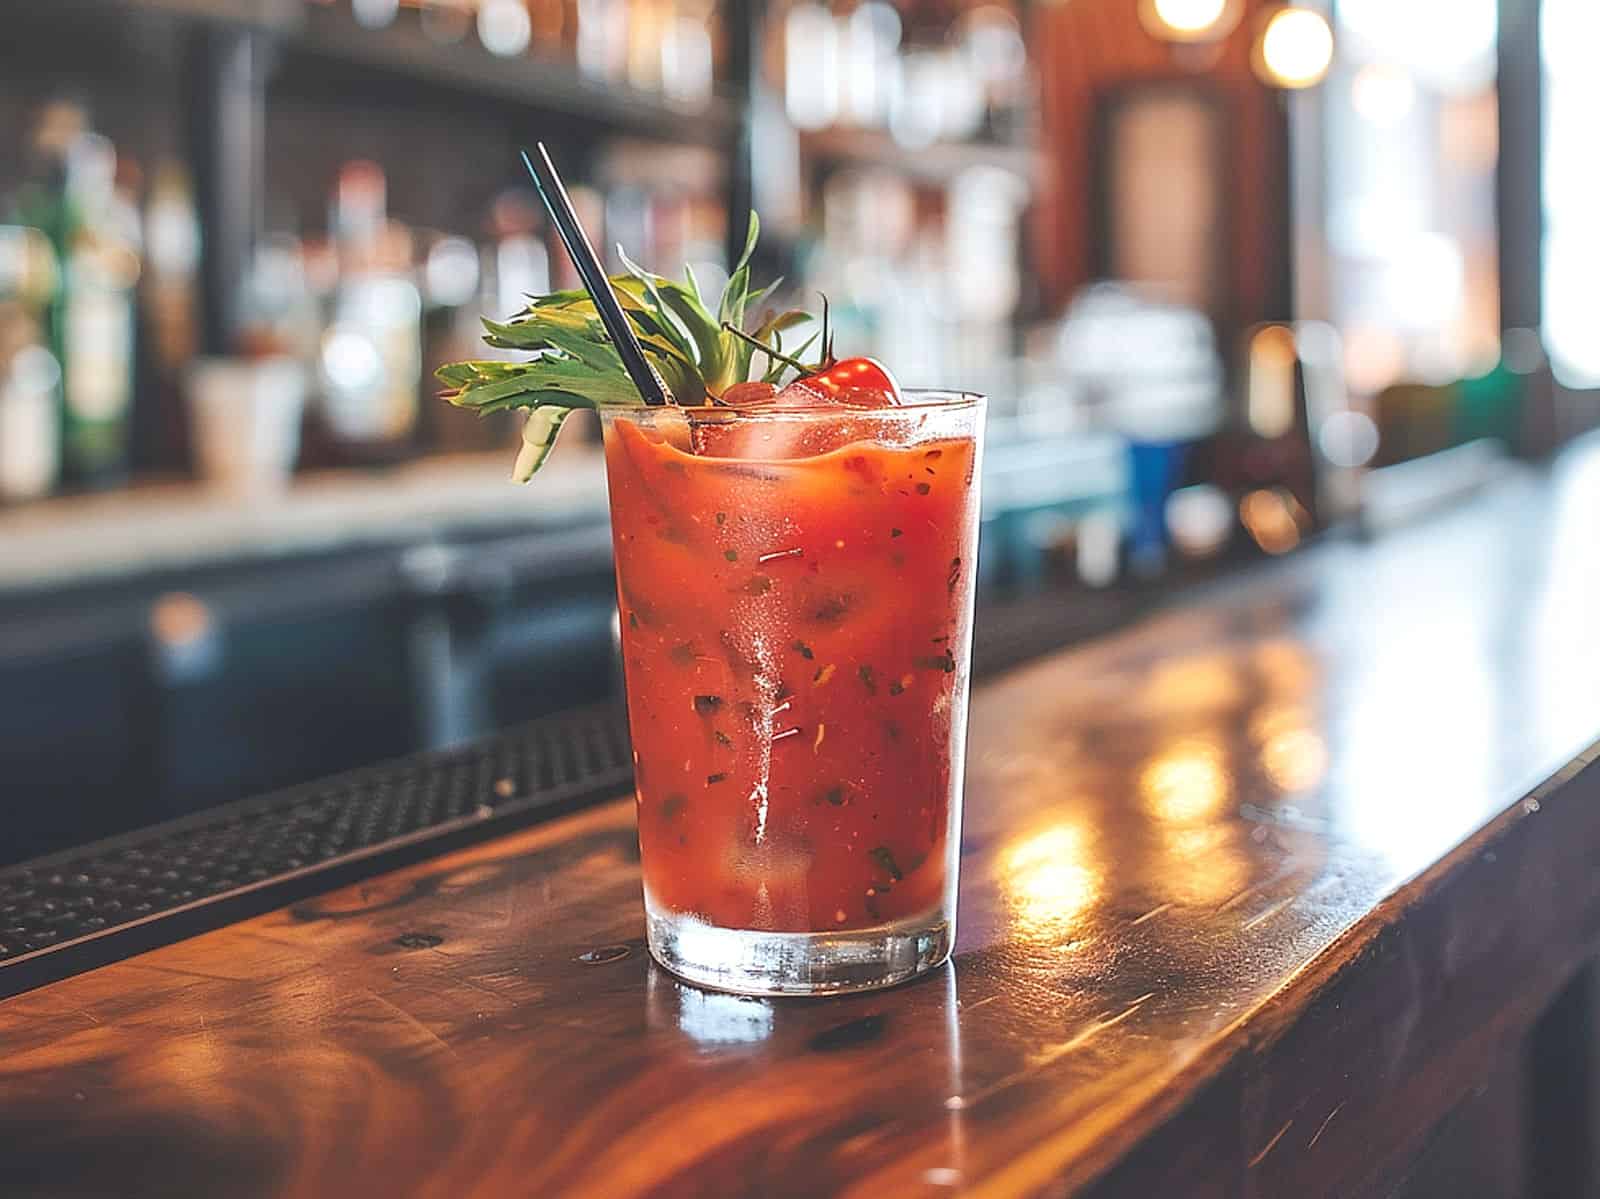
[783,1,841,130]
[577,0,629,81]
[137,159,202,474]
[626,0,668,92]
[141,161,200,374]
[660,0,716,106]
[12,102,141,488]
[66,135,142,486]
[0,225,63,502]
[840,1,903,129]
[1209,323,1320,554]
[10,101,76,388]
[319,161,423,457]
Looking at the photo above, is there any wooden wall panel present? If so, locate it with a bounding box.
[1031,0,1288,332]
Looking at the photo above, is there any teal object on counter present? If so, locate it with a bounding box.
[1456,365,1523,451]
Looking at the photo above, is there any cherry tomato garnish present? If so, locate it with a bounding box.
[804,357,902,408]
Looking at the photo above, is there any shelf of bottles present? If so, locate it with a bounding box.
[0,0,744,504]
[44,0,734,131]
[295,0,736,140]
[0,1,1165,592]
[762,1,1038,406]
[0,0,1048,504]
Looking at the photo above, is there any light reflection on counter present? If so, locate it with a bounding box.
[999,822,1103,939]
[1139,737,1230,824]
[1139,726,1253,910]
[1324,566,1497,871]
[1261,726,1329,794]
[1153,823,1254,908]
[647,969,775,1047]
[1250,703,1330,795]
[1138,653,1246,717]
[157,1021,229,1088]
[1527,449,1600,765]
[1252,638,1321,698]
[933,964,967,1188]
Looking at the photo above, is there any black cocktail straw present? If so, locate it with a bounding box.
[522,144,668,406]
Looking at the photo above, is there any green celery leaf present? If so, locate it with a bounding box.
[436,204,821,478]
[732,211,759,276]
[655,277,727,383]
[615,244,700,366]
[511,406,575,482]
[683,261,705,307]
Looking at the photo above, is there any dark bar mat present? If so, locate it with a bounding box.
[0,703,632,1000]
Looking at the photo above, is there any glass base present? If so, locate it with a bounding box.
[646,904,953,997]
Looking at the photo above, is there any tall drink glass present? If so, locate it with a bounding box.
[601,392,985,995]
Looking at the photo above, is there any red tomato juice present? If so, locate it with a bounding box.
[603,410,980,934]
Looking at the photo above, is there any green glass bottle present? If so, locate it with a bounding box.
[12,101,139,488]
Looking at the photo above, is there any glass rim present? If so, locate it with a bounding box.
[602,390,986,424]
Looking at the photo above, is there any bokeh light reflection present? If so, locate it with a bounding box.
[1252,639,1320,698]
[1001,823,1102,939]
[1140,738,1230,824]
[1255,7,1335,90]
[1139,0,1243,42]
[1249,702,1329,796]
[1261,727,1329,794]
[1141,653,1245,717]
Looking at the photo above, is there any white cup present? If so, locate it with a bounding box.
[185,356,306,492]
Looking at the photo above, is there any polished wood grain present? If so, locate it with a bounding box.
[4,441,1600,1197]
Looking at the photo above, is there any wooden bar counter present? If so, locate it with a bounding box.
[5,440,1600,1197]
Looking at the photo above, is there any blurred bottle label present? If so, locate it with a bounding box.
[577,0,628,80]
[64,284,132,423]
[0,344,62,501]
[320,162,422,448]
[320,276,421,443]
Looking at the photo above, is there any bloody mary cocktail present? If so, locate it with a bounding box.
[602,393,984,994]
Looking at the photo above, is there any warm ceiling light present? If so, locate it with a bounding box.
[1139,0,1242,43]
[1157,0,1225,32]
[1255,6,1335,89]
